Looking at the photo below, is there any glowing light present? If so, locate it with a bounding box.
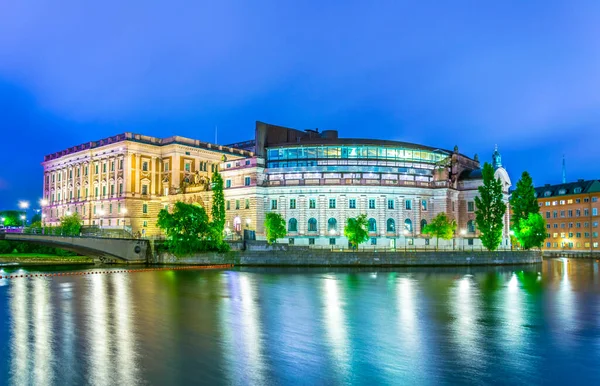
[322,276,350,378]
[18,201,29,209]
[40,199,49,206]
[460,229,466,235]
[120,208,128,214]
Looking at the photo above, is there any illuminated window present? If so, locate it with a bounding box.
[308,218,317,232]
[288,218,298,232]
[369,218,377,232]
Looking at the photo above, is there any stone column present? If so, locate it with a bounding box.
[135,154,141,195]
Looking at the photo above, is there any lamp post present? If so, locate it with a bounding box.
[509,230,514,251]
[460,229,466,251]
[18,201,29,228]
[404,229,409,252]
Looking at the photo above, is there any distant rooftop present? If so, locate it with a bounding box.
[534,179,600,198]
[43,132,254,162]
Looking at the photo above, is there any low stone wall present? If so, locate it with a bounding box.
[155,249,542,266]
[542,251,600,259]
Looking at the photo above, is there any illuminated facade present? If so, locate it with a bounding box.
[42,133,252,236]
[535,180,600,253]
[42,122,512,247]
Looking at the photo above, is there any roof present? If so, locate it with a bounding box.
[534,180,600,198]
[459,168,483,180]
[43,132,254,162]
[268,137,453,154]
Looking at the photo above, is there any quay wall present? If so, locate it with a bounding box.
[153,247,542,266]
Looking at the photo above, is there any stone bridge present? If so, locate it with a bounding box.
[0,233,150,263]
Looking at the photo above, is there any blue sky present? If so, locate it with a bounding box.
[1,0,600,209]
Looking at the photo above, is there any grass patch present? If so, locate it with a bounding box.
[0,253,93,263]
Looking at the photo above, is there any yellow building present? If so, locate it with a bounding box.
[42,133,253,237]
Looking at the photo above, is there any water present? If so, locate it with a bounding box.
[0,259,599,385]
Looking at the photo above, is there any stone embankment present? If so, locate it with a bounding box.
[152,243,542,266]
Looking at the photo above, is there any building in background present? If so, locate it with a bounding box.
[534,180,600,254]
[42,122,512,248]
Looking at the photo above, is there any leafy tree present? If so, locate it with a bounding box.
[0,210,25,227]
[211,170,226,245]
[60,213,82,236]
[422,212,457,250]
[157,202,214,255]
[344,214,369,249]
[517,213,546,250]
[509,171,539,236]
[474,162,507,251]
[31,213,42,224]
[264,212,286,244]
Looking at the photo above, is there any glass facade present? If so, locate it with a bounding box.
[266,145,448,168]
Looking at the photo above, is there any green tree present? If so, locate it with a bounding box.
[30,213,42,224]
[0,210,25,227]
[157,201,214,255]
[422,212,457,250]
[474,162,507,251]
[344,214,369,249]
[264,212,286,244]
[517,213,546,250]
[509,171,539,236]
[60,213,82,236]
[211,170,226,245]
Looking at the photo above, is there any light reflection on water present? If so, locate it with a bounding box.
[0,259,599,385]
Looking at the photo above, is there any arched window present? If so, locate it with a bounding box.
[308,218,318,232]
[387,218,395,233]
[467,220,476,233]
[328,218,337,232]
[404,219,413,232]
[420,219,428,232]
[368,218,377,232]
[288,218,298,232]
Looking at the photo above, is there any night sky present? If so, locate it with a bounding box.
[1,1,600,210]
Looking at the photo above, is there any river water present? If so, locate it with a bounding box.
[0,259,599,385]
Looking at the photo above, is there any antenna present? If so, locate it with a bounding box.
[562,154,566,184]
[215,126,218,144]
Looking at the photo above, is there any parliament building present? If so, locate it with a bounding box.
[41,122,512,248]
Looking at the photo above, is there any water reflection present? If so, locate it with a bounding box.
[321,275,350,381]
[1,261,600,385]
[219,272,267,385]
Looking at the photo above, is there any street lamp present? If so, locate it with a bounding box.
[246,218,251,228]
[18,201,30,210]
[404,229,409,251]
[20,215,26,228]
[460,229,466,251]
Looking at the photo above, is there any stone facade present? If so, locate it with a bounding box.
[42,133,252,236]
[42,122,513,248]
